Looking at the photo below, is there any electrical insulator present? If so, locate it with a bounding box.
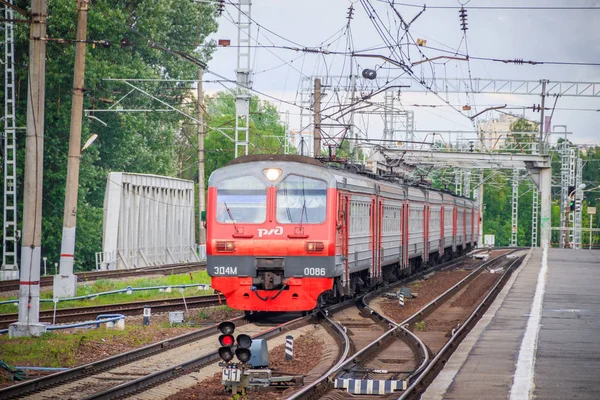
[217,0,225,16]
[459,7,468,31]
[347,5,354,21]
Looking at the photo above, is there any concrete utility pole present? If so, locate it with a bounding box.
[1,0,19,280]
[539,79,547,145]
[197,68,206,245]
[56,0,89,298]
[313,78,321,157]
[10,0,48,338]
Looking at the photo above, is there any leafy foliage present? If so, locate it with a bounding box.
[4,0,218,270]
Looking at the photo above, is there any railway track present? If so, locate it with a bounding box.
[0,248,519,399]
[0,294,222,329]
[0,262,206,293]
[0,312,316,400]
[287,249,525,399]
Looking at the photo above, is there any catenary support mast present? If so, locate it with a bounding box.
[9,0,48,337]
[56,0,89,298]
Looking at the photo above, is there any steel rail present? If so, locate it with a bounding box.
[398,254,525,399]
[0,316,246,400]
[0,262,206,292]
[285,249,520,399]
[0,294,222,329]
[84,314,314,400]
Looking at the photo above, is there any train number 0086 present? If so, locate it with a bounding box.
[304,267,326,276]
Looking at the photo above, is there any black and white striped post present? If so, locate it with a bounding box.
[398,293,405,307]
[285,335,294,360]
[143,305,151,326]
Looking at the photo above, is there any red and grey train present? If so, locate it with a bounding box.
[207,155,479,312]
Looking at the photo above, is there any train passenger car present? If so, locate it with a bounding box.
[206,155,478,312]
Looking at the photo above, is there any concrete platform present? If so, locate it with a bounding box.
[423,248,600,400]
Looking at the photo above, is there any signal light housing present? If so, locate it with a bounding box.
[236,334,252,349]
[217,322,255,364]
[305,242,325,253]
[216,241,235,252]
[218,347,234,362]
[235,348,251,363]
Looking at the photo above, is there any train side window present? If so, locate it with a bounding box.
[216,176,267,224]
[276,175,327,224]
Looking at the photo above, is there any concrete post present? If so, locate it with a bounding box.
[56,0,90,298]
[539,167,552,249]
[10,0,48,338]
[313,78,321,157]
[197,69,206,244]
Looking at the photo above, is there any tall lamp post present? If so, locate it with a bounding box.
[565,183,586,248]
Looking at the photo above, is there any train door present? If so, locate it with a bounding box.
[339,193,350,290]
[370,197,377,283]
[423,204,429,263]
[452,206,457,252]
[440,205,444,257]
[377,197,384,280]
[463,208,467,249]
[403,200,410,273]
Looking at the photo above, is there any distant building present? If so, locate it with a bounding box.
[477,113,520,150]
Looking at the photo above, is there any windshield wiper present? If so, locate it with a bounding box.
[222,201,239,232]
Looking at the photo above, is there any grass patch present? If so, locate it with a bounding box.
[0,325,159,368]
[413,321,426,331]
[0,271,212,314]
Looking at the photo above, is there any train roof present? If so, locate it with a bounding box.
[215,155,476,206]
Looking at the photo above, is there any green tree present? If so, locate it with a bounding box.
[5,0,218,271]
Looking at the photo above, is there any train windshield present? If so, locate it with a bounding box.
[276,175,327,224]
[216,176,267,223]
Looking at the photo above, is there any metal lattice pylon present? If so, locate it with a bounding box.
[510,168,519,247]
[573,151,583,249]
[463,169,471,198]
[2,1,18,277]
[234,0,251,158]
[558,142,570,248]
[454,168,463,196]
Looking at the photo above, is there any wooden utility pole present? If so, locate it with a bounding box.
[313,78,321,157]
[197,69,206,244]
[10,0,48,337]
[56,0,89,298]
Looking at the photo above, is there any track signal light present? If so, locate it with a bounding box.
[217,323,254,364]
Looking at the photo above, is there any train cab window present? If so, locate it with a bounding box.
[216,176,267,223]
[276,175,327,224]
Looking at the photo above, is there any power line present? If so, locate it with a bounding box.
[375,1,600,10]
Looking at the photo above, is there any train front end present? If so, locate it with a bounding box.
[206,155,337,312]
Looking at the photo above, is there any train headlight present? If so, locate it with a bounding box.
[263,168,282,182]
[216,241,235,252]
[305,242,325,252]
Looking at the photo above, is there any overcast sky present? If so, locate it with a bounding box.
[202,0,600,146]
